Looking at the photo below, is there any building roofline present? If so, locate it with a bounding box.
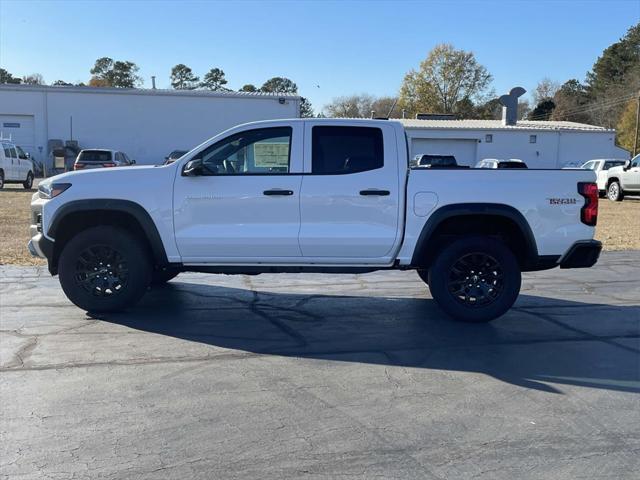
[399,118,614,133]
[0,84,301,100]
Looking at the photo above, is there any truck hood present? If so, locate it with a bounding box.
[42,164,163,183]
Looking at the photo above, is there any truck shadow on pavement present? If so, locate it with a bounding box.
[93,280,640,395]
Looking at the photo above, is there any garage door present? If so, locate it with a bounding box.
[0,115,36,158]
[411,138,478,166]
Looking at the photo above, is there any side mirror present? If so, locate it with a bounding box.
[623,160,631,171]
[183,158,204,176]
[25,152,31,159]
[130,159,136,165]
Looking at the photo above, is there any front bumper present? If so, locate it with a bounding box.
[28,233,54,261]
[559,240,602,269]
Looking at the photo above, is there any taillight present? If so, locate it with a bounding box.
[578,182,598,226]
[73,163,84,170]
[102,162,116,167]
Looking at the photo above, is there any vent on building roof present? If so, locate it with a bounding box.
[415,113,457,120]
[499,87,526,126]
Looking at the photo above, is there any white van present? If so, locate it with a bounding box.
[0,141,34,189]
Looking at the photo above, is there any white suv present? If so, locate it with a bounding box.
[0,141,35,189]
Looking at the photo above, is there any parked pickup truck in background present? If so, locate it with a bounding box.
[605,154,640,201]
[29,119,602,322]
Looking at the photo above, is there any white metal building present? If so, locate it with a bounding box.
[401,118,630,168]
[0,85,301,167]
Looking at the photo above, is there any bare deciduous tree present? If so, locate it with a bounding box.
[532,78,560,105]
[22,73,45,85]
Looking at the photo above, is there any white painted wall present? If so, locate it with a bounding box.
[0,86,300,167]
[407,128,630,168]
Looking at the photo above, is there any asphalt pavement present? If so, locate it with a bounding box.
[1,251,639,479]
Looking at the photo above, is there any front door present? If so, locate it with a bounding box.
[299,123,401,261]
[174,124,303,262]
[626,155,640,190]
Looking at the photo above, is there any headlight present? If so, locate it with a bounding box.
[38,182,71,199]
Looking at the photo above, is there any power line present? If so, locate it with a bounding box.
[528,92,637,120]
[527,93,637,121]
[529,92,637,119]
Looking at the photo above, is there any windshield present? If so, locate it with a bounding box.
[78,151,112,163]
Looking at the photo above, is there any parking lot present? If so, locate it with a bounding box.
[1,251,638,479]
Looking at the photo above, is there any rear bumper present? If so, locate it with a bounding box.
[559,240,602,269]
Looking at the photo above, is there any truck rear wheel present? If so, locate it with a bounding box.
[58,226,152,312]
[426,236,521,322]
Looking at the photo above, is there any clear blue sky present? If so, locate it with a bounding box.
[1,0,638,112]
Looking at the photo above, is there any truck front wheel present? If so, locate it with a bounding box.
[426,236,521,322]
[58,226,152,312]
[607,181,624,202]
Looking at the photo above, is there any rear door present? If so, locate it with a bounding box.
[299,122,401,261]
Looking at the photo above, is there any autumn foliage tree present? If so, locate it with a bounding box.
[616,98,639,154]
[398,44,492,117]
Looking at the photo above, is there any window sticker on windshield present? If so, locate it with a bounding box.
[254,142,289,168]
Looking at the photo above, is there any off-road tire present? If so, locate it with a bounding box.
[58,226,152,312]
[426,236,521,322]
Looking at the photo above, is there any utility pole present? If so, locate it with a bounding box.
[634,91,640,156]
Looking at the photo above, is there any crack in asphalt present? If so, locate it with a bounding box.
[2,333,638,373]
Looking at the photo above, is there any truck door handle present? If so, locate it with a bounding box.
[360,189,390,196]
[263,189,293,196]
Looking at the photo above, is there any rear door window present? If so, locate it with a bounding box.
[311,126,383,174]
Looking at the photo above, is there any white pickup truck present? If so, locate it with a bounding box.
[29,119,602,322]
